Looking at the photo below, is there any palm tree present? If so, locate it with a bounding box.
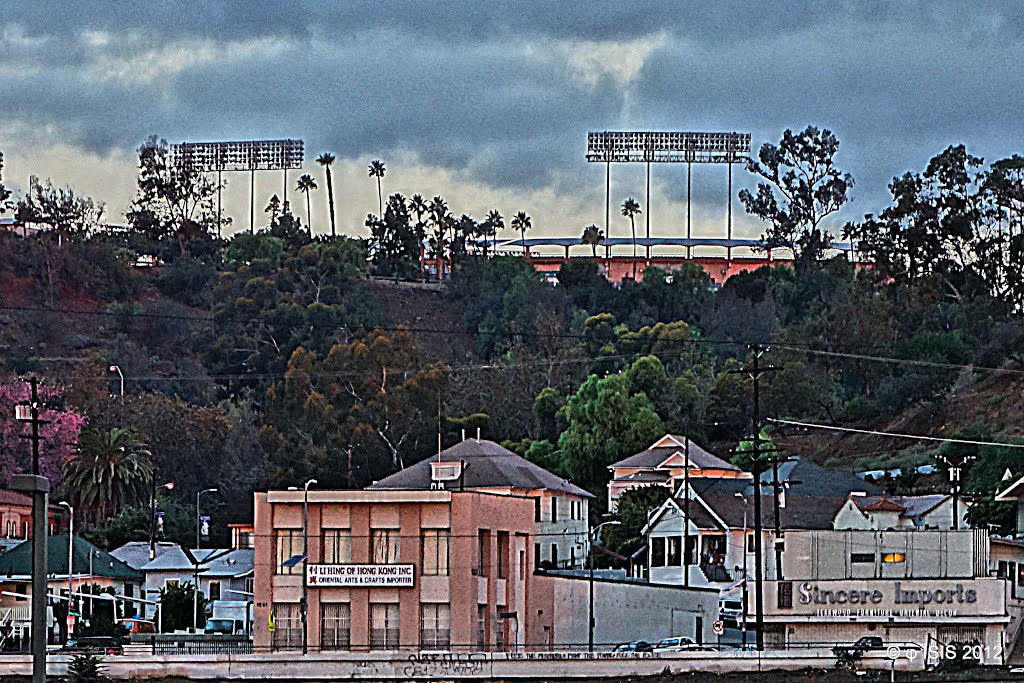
[317,152,337,237]
[428,196,450,280]
[368,160,386,218]
[408,194,428,278]
[581,224,605,259]
[511,211,532,258]
[296,174,317,234]
[621,197,642,280]
[486,209,504,256]
[61,428,153,527]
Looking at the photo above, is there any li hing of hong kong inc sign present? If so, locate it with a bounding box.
[307,564,415,587]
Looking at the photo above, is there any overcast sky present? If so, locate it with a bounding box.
[1,1,1022,244]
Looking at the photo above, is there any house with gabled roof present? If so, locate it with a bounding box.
[833,493,968,531]
[607,435,746,510]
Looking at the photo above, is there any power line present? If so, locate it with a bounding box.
[775,344,1024,377]
[770,418,1024,449]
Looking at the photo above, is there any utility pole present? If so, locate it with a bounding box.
[302,478,317,655]
[13,376,50,683]
[683,434,691,587]
[935,453,975,530]
[729,345,777,652]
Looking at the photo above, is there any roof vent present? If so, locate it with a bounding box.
[850,491,866,497]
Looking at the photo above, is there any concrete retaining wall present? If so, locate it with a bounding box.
[0,649,925,679]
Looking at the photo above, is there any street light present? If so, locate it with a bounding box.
[588,519,620,652]
[302,478,317,655]
[149,481,175,560]
[194,488,218,631]
[108,365,124,397]
[58,502,74,638]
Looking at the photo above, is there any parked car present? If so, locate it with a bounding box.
[60,636,124,655]
[653,636,701,652]
[833,636,885,658]
[613,640,654,653]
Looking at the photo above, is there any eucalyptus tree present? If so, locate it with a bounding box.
[739,126,853,270]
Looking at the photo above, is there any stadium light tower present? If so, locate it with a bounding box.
[586,131,750,261]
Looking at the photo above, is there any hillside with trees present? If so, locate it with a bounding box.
[1,128,1023,548]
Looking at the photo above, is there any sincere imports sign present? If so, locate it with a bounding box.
[307,564,415,587]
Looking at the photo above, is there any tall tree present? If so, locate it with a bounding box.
[0,151,13,214]
[317,152,338,237]
[486,209,504,255]
[296,174,317,235]
[368,159,386,218]
[264,194,282,225]
[428,195,451,281]
[511,211,532,257]
[581,224,605,259]
[15,176,105,238]
[61,428,153,528]
[127,136,220,245]
[621,197,642,279]
[739,126,854,269]
[408,194,429,279]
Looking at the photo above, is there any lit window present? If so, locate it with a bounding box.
[882,552,906,564]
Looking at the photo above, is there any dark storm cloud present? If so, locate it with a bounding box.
[2,0,1024,221]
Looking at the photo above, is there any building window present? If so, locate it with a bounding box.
[371,529,401,564]
[14,583,27,602]
[882,552,906,564]
[477,605,487,650]
[420,603,451,649]
[535,498,542,522]
[551,497,558,522]
[651,537,666,567]
[851,553,875,564]
[271,603,301,650]
[320,603,351,650]
[746,533,755,554]
[534,542,541,569]
[667,536,682,566]
[495,605,507,652]
[208,580,221,601]
[165,579,179,588]
[245,577,255,595]
[477,530,488,575]
[322,529,352,564]
[124,584,134,598]
[276,529,301,574]
[370,603,400,650]
[551,543,558,568]
[497,532,509,579]
[422,529,450,576]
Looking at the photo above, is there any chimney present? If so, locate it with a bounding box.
[476,427,481,443]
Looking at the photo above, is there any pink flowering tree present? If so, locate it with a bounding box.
[0,380,87,486]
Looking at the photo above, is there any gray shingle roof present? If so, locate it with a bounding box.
[368,439,592,498]
[110,541,176,570]
[141,546,254,577]
[610,436,738,471]
[689,457,882,499]
[697,492,844,531]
